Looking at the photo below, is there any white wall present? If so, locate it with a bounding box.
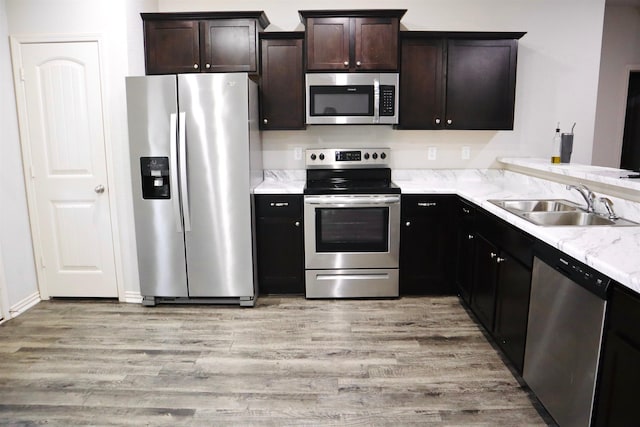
[161,0,606,169]
[592,4,640,167]
[0,0,38,310]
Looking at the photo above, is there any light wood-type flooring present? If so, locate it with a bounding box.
[0,296,554,426]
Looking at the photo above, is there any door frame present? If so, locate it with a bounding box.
[615,65,640,168]
[0,247,9,323]
[9,34,125,301]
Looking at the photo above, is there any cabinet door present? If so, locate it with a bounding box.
[594,286,640,426]
[399,196,455,295]
[306,17,351,71]
[260,37,305,130]
[354,17,399,71]
[471,235,499,331]
[446,39,518,130]
[201,19,258,72]
[493,255,531,374]
[455,200,476,303]
[399,38,445,129]
[255,196,304,295]
[144,20,201,74]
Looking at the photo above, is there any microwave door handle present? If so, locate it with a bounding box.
[169,113,182,232]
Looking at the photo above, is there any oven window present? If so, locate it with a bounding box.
[309,86,374,116]
[316,207,389,252]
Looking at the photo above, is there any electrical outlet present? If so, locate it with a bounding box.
[294,147,302,161]
[461,146,471,160]
[427,147,437,161]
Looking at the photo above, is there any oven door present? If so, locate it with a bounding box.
[304,194,400,269]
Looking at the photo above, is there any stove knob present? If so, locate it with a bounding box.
[319,153,325,161]
[372,152,378,160]
[364,153,370,160]
[310,154,317,161]
[381,152,387,160]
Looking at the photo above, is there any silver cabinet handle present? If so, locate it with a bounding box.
[294,221,300,227]
[462,207,470,214]
[496,257,506,263]
[490,252,497,258]
[435,118,441,124]
[205,63,211,69]
[447,119,453,125]
[467,234,474,240]
[193,64,199,69]
[405,221,411,227]
[417,202,437,207]
[94,184,105,194]
[270,202,289,207]
[356,60,361,66]
[263,118,268,124]
[343,61,349,66]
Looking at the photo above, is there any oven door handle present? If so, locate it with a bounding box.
[304,195,400,205]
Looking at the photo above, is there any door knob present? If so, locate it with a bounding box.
[294,221,300,227]
[356,61,362,67]
[405,221,411,227]
[435,118,441,124]
[343,61,349,66]
[447,119,453,125]
[193,64,199,69]
[95,184,105,194]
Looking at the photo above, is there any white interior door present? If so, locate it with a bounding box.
[12,39,118,298]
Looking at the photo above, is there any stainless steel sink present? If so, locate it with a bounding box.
[494,199,582,212]
[488,199,638,227]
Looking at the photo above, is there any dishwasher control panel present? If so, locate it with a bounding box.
[535,242,611,299]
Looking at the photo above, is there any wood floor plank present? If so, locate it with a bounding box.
[0,296,553,425]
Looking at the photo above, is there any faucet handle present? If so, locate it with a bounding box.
[598,197,618,219]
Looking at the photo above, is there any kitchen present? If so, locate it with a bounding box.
[1,0,640,425]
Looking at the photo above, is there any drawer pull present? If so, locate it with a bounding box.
[417,202,437,207]
[270,202,289,207]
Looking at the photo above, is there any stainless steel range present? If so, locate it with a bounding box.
[303,148,400,298]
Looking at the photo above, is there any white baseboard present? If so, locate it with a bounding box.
[8,291,41,319]
[122,291,142,304]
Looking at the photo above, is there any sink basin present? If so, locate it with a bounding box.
[489,199,639,227]
[522,211,617,226]
[495,199,582,212]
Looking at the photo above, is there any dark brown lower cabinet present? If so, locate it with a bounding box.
[255,195,304,295]
[594,285,640,426]
[466,207,533,374]
[399,195,456,295]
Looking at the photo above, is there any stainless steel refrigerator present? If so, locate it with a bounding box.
[125,73,262,306]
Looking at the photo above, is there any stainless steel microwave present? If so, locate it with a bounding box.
[305,73,399,125]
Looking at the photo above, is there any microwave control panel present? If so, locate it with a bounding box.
[380,86,395,116]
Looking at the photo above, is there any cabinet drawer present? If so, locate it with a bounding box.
[255,195,302,218]
[401,195,455,218]
[499,223,534,268]
[607,285,640,343]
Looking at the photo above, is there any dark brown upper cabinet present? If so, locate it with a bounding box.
[259,32,305,130]
[299,10,406,72]
[141,12,269,75]
[399,32,525,130]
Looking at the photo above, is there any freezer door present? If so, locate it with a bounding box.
[126,75,188,297]
[178,74,255,298]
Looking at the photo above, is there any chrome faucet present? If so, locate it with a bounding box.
[599,197,619,219]
[566,184,596,212]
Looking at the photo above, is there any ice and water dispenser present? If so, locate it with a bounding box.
[140,157,170,199]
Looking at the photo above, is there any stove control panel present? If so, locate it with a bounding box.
[306,148,390,169]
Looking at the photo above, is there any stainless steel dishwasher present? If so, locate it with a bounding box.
[523,243,610,427]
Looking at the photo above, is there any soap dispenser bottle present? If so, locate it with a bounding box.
[551,123,561,163]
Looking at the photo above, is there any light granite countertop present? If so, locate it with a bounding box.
[255,165,640,295]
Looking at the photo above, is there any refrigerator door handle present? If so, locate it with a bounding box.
[178,111,191,232]
[169,113,182,232]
